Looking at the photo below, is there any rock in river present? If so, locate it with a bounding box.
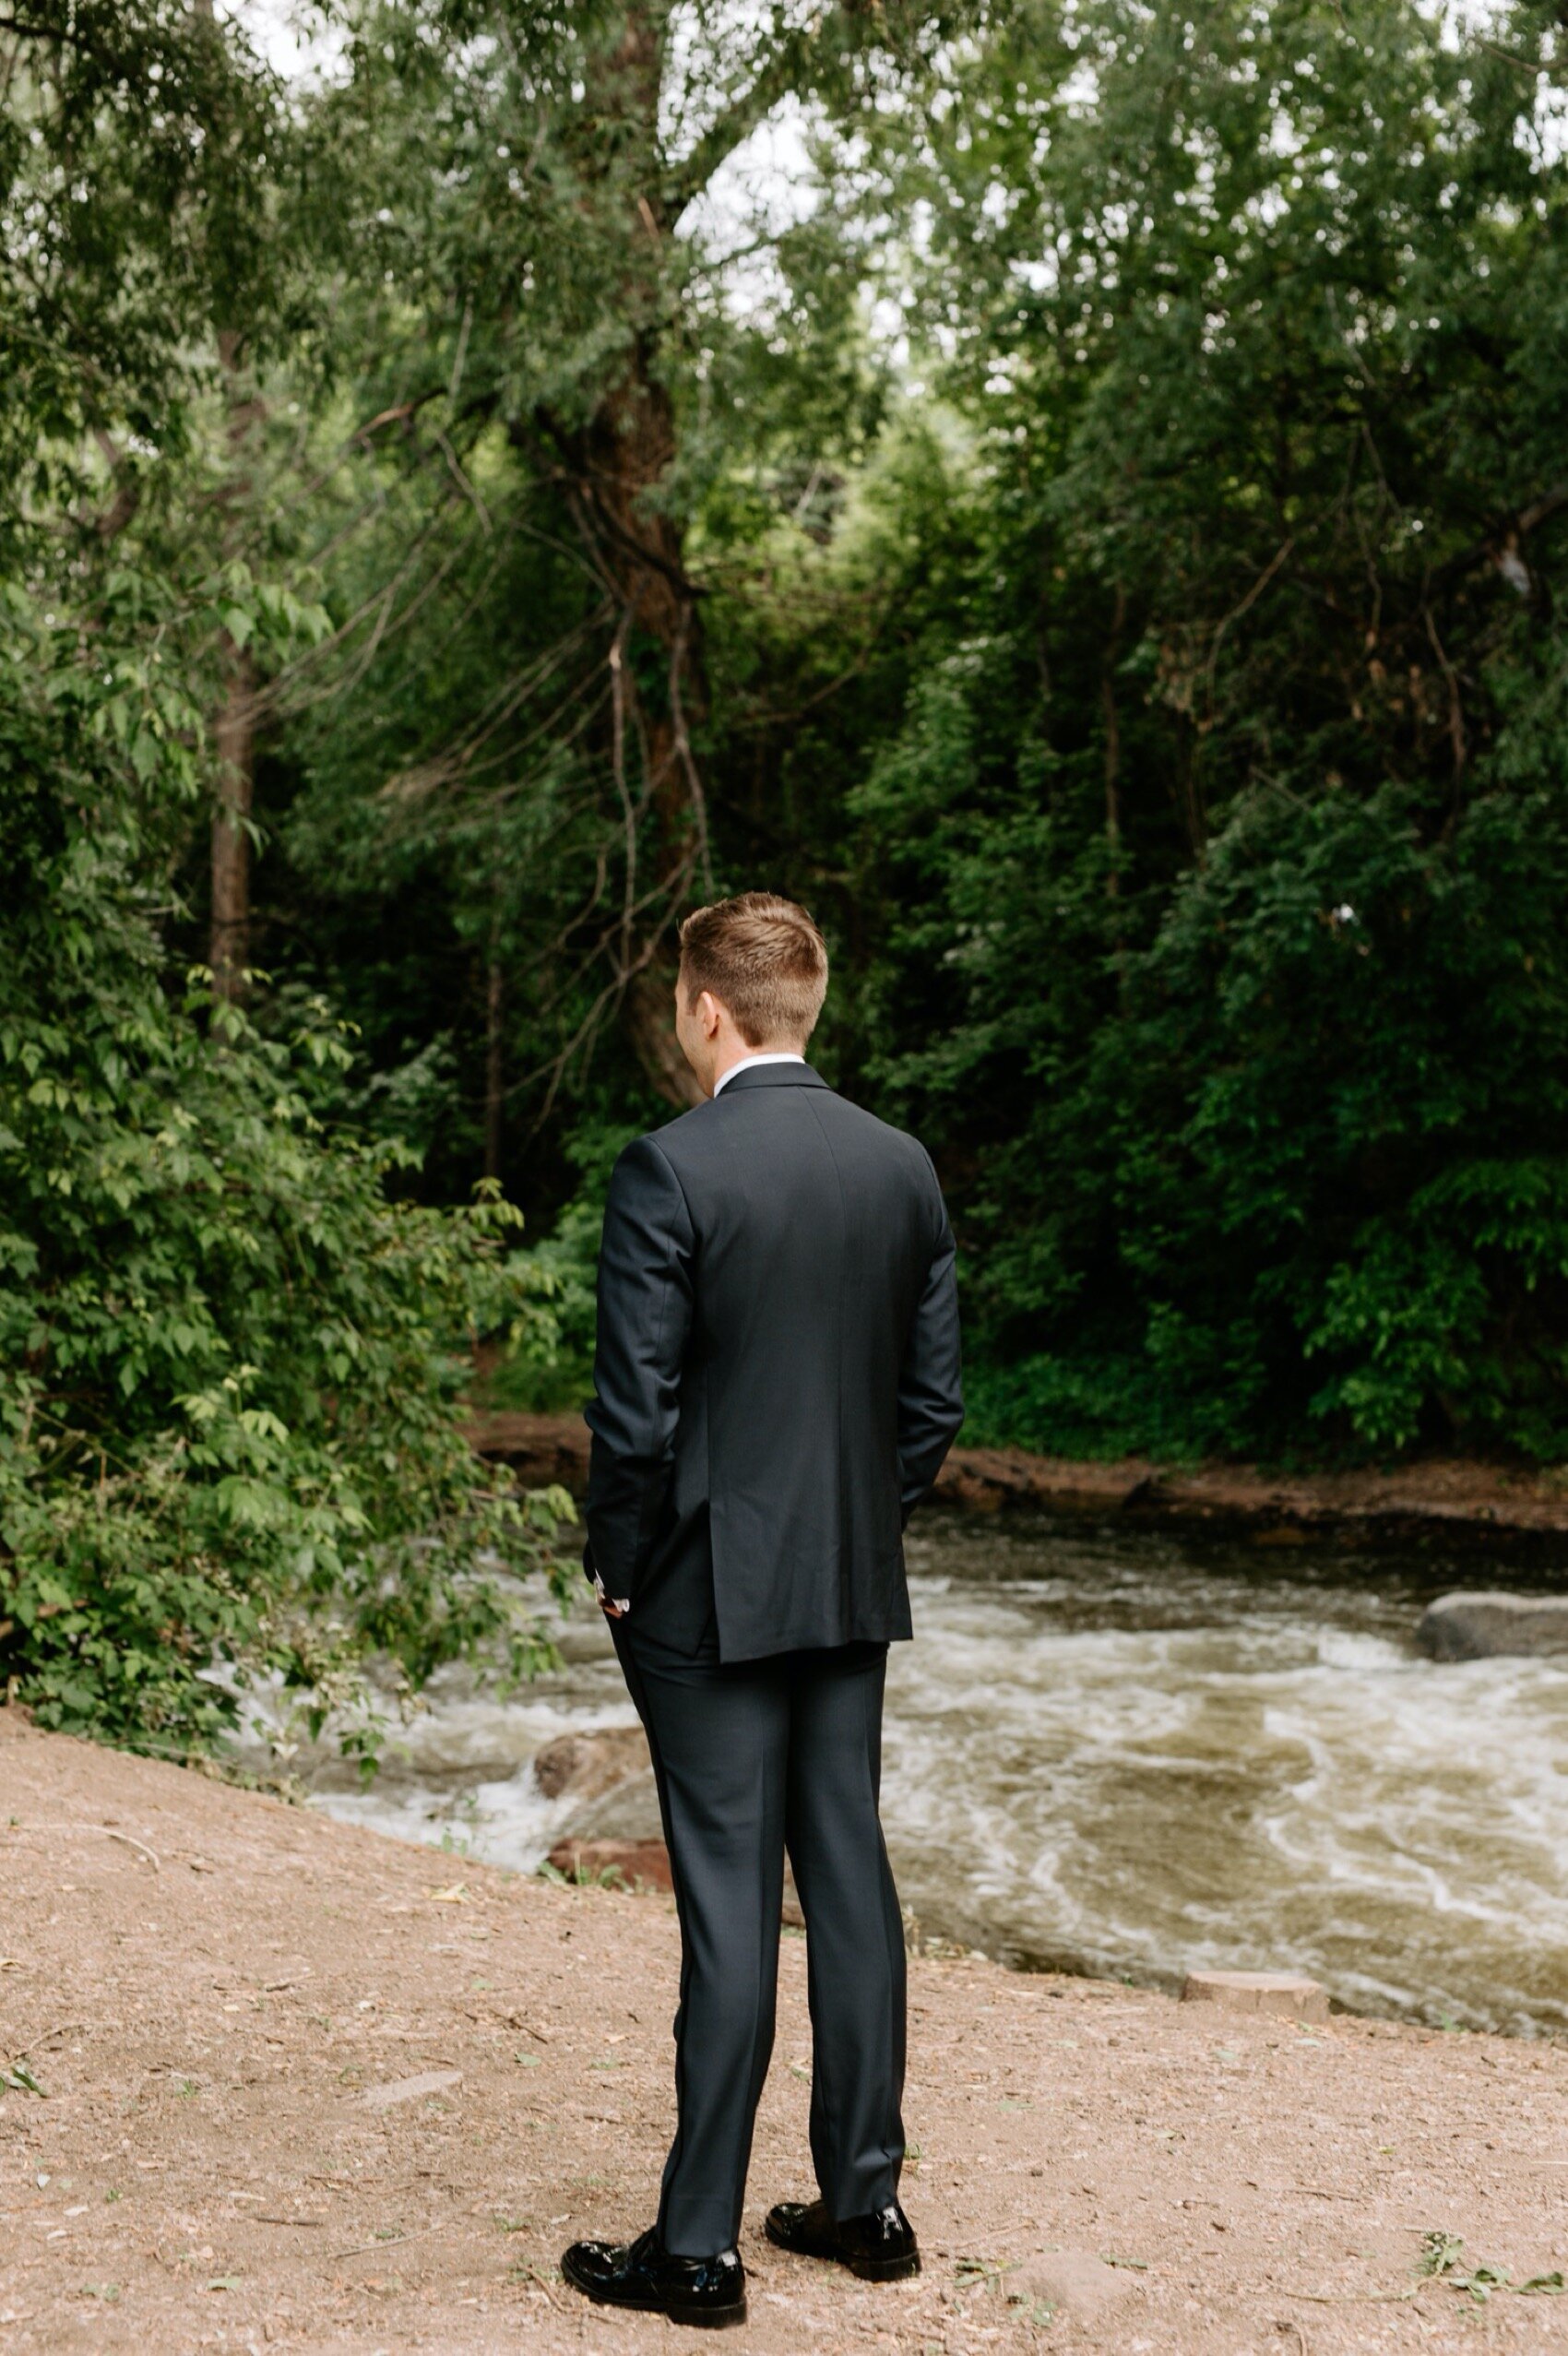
[532,1723,651,1799]
[1415,1591,1568,1661]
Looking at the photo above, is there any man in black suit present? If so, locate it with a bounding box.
[561,892,963,2331]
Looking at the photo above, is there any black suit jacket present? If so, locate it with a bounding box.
[583,1062,964,1660]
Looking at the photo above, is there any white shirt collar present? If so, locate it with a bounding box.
[712,1051,806,1099]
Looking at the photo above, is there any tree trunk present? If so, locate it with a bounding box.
[1101,584,1129,1001]
[210,637,255,1000]
[208,295,264,1001]
[623,964,700,1104]
[1101,583,1125,899]
[578,354,705,842]
[193,2,260,1007]
[483,954,505,1184]
[533,10,709,1105]
[573,353,709,1105]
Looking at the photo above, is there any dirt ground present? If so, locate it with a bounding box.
[4,1705,1568,2356]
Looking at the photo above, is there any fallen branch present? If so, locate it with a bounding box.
[328,2228,427,2261]
[1284,2288,1422,2304]
[524,2262,562,2308]
[6,1823,160,1872]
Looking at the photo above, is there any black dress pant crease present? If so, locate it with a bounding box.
[611,1616,908,2260]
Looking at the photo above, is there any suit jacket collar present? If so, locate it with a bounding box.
[714,1061,829,1096]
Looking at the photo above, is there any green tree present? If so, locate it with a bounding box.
[0,2,572,1758]
[260,0,966,1126]
[845,0,1568,1456]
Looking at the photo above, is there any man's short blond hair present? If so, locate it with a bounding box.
[678,891,828,1049]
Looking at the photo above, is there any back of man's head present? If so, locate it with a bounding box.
[678,892,828,1049]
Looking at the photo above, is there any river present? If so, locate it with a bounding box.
[287,1510,1568,2038]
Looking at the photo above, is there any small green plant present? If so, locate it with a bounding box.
[510,2258,564,2295]
[956,2255,1020,2297]
[1417,2231,1566,2303]
[439,1792,483,1858]
[537,1857,628,1891]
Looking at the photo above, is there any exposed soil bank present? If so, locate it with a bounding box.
[5,1708,1568,2354]
[469,1410,1568,1548]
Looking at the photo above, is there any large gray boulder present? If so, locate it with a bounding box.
[1416,1591,1568,1661]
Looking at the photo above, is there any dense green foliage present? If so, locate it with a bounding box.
[0,5,572,1756]
[0,576,572,1758]
[262,0,1568,1463]
[848,1,1568,1457]
[3,0,1566,1756]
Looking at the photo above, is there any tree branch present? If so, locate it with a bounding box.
[1432,482,1567,596]
[663,3,885,217]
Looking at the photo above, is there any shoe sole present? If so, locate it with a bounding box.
[563,2291,747,2330]
[764,2219,921,2283]
[560,2255,747,2329]
[845,2251,921,2283]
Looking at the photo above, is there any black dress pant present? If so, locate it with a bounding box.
[611,1617,907,2258]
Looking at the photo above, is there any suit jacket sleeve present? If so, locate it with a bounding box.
[897,1160,964,1523]
[583,1135,696,1604]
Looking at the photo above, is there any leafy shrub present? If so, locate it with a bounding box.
[944,777,1568,1463]
[471,1124,643,1415]
[0,586,572,1762]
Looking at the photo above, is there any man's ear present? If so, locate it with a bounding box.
[698,990,724,1038]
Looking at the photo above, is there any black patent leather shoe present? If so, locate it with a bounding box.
[765,2196,921,2281]
[561,2225,747,2328]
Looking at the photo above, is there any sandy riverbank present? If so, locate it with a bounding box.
[4,1707,1568,2353]
[467,1412,1568,1546]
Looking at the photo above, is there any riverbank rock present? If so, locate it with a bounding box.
[1008,2249,1137,2321]
[548,1836,674,1892]
[543,1829,805,1924]
[564,1768,663,1846]
[532,1723,650,1800]
[1181,1969,1329,2022]
[467,1411,1568,1541]
[1415,1590,1568,1660]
